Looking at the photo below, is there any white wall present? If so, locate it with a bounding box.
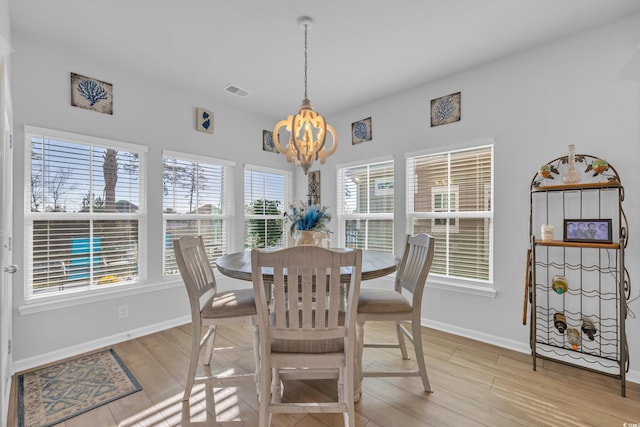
[0,0,9,44]
[316,13,640,381]
[9,12,640,386]
[9,31,293,369]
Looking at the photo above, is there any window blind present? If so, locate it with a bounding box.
[25,128,146,297]
[337,159,394,252]
[244,165,290,249]
[407,145,493,282]
[162,152,233,275]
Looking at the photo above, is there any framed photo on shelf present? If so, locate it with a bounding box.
[563,219,612,244]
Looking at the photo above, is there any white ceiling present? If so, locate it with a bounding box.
[9,0,640,121]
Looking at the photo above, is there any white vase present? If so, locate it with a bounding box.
[295,230,318,246]
[562,144,581,184]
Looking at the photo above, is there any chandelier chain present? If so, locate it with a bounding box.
[304,23,308,100]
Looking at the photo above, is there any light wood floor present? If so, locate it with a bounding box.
[8,321,640,426]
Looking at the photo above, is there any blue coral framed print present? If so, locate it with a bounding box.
[351,117,372,144]
[430,92,461,127]
[196,108,214,133]
[263,130,277,153]
[70,73,113,114]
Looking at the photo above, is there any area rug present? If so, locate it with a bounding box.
[18,349,142,427]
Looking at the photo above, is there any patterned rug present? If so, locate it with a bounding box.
[18,349,142,427]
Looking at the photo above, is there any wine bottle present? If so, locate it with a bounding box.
[552,275,568,295]
[581,317,597,341]
[553,312,567,333]
[567,328,580,350]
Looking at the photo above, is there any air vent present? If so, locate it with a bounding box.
[223,84,251,97]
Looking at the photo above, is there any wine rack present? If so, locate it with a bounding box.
[527,153,629,396]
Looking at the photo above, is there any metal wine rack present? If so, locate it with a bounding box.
[527,153,629,397]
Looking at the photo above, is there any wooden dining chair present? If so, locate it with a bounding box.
[251,246,363,427]
[173,236,258,407]
[356,233,435,397]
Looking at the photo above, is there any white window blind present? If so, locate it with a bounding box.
[162,151,233,275]
[24,127,146,298]
[337,159,394,252]
[407,144,493,283]
[244,165,290,249]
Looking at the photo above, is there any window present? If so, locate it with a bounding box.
[431,185,459,232]
[162,151,233,276]
[244,165,291,249]
[337,159,394,252]
[407,144,493,283]
[24,126,146,298]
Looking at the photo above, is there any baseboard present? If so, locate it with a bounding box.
[13,313,639,387]
[11,315,190,374]
[422,317,640,386]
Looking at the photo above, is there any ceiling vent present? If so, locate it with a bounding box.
[223,84,251,97]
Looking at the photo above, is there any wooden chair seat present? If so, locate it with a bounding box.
[201,288,257,318]
[269,310,346,353]
[357,288,412,314]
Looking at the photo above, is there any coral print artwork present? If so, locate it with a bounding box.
[70,73,113,115]
[430,91,461,127]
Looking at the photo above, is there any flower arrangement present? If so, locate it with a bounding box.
[284,200,331,236]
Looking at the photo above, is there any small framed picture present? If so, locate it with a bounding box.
[430,92,461,127]
[262,130,277,153]
[351,117,372,144]
[70,73,113,115]
[196,108,214,133]
[563,219,612,243]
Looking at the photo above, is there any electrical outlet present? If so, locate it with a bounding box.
[118,304,129,319]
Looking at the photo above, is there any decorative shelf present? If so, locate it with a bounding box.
[527,152,628,397]
[535,240,620,249]
[532,181,621,192]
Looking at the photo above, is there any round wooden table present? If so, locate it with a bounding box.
[216,248,398,282]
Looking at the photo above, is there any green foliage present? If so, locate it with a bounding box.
[246,199,283,248]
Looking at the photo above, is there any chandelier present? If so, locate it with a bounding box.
[273,16,337,175]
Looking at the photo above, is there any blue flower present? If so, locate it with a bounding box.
[284,201,332,236]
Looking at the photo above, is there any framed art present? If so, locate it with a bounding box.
[70,73,113,115]
[195,108,214,133]
[308,170,320,205]
[351,117,372,144]
[563,219,612,243]
[262,130,277,152]
[430,91,461,127]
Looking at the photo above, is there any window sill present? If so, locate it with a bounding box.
[427,276,497,298]
[18,278,182,315]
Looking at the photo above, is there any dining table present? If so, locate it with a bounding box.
[215,247,399,282]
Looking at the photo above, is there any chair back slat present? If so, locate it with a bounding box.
[396,233,435,304]
[252,246,362,344]
[174,236,217,315]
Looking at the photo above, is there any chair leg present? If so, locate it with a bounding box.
[203,325,217,366]
[411,319,432,392]
[355,320,365,402]
[396,321,409,360]
[271,367,282,404]
[258,360,271,427]
[252,324,261,398]
[183,323,202,401]
[344,356,356,427]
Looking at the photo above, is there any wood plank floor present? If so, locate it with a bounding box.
[8,321,640,426]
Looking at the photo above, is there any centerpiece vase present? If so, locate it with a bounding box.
[296,230,318,246]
